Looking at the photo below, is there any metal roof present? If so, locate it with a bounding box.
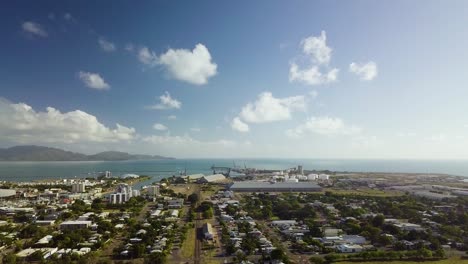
[229,181,321,191]
[0,189,16,198]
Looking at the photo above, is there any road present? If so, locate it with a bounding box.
[137,201,152,222]
[194,186,202,264]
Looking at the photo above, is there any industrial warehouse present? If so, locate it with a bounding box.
[228,181,322,192]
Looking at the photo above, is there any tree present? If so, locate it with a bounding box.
[241,234,259,255]
[378,234,393,246]
[132,244,145,258]
[13,211,30,223]
[187,193,199,205]
[434,248,445,259]
[416,248,433,259]
[309,256,325,264]
[92,198,103,212]
[324,254,341,263]
[2,253,17,264]
[144,252,166,264]
[203,207,214,219]
[372,214,385,227]
[174,177,186,184]
[270,248,286,260]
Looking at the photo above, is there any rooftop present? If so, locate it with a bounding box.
[229,181,322,192]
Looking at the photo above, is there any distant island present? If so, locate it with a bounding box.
[0,145,174,161]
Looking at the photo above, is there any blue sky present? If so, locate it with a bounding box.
[1,0,468,158]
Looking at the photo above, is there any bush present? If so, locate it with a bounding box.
[309,256,325,264]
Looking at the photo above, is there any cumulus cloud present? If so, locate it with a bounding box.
[167,115,177,120]
[158,44,217,85]
[289,31,339,86]
[231,117,249,132]
[137,44,217,85]
[190,128,201,132]
[239,92,306,123]
[286,116,361,137]
[349,61,378,81]
[138,46,158,65]
[289,64,338,86]
[142,134,241,149]
[301,31,332,65]
[98,37,116,52]
[22,21,48,37]
[153,123,168,131]
[78,71,110,90]
[0,98,135,144]
[148,92,181,110]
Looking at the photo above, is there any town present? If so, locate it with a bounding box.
[0,166,467,264]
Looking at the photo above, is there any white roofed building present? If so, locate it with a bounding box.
[198,174,226,183]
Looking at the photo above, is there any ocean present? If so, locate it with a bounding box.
[1,159,468,186]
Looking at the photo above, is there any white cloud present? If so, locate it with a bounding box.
[125,43,134,52]
[190,128,201,132]
[137,44,217,85]
[289,31,339,86]
[22,21,48,37]
[148,92,181,110]
[351,136,382,148]
[142,135,242,149]
[289,64,338,85]
[301,31,332,65]
[63,13,76,23]
[0,98,135,144]
[64,13,72,20]
[158,44,217,85]
[78,71,110,90]
[425,134,447,142]
[396,132,417,137]
[286,116,361,137]
[167,115,177,120]
[239,92,306,123]
[349,61,378,81]
[142,134,196,145]
[309,90,318,99]
[139,134,255,158]
[153,123,168,131]
[231,117,249,132]
[98,37,116,52]
[138,46,158,65]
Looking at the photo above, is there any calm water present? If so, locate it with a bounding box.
[1,159,468,185]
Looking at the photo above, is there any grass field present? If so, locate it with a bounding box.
[338,257,468,264]
[181,227,196,258]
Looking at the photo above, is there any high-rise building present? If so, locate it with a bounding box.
[71,182,86,193]
[298,165,303,175]
[109,184,139,204]
[147,185,160,196]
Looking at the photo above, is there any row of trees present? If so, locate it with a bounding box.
[309,248,446,263]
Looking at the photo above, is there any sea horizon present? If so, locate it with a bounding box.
[1,158,468,183]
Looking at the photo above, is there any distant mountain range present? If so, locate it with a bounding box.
[0,145,174,161]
